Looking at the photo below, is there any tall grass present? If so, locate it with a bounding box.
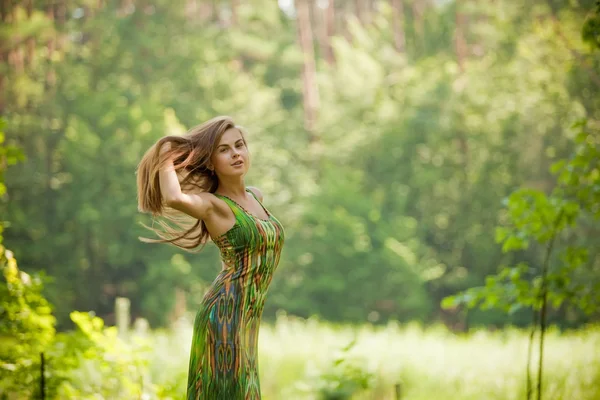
[147,315,600,400]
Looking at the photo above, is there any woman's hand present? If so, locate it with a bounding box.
[159,141,172,155]
[155,138,215,220]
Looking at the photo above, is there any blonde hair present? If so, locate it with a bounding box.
[136,115,244,251]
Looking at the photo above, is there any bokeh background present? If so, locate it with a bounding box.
[1,0,600,399]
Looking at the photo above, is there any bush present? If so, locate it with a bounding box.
[0,247,55,399]
[0,248,158,399]
[296,339,375,400]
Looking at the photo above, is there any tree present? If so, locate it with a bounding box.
[443,120,600,398]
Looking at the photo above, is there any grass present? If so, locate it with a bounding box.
[146,314,600,400]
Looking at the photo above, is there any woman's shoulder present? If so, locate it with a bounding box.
[246,186,263,202]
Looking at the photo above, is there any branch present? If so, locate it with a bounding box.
[536,208,565,400]
[526,307,538,400]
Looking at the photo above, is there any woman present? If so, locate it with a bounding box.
[136,116,285,399]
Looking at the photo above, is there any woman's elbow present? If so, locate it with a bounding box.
[164,194,185,208]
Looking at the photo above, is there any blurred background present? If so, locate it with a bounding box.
[1,0,599,399]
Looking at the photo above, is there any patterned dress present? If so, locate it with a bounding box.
[186,188,285,400]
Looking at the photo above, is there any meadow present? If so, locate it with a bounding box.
[144,315,600,400]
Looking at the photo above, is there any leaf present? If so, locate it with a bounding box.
[508,303,522,315]
[495,227,509,243]
[441,295,458,309]
[502,236,528,252]
[570,119,587,130]
[550,159,566,174]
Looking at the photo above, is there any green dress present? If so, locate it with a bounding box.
[186,188,285,400]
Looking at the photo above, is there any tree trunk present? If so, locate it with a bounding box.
[354,0,362,23]
[362,0,371,24]
[0,0,8,113]
[326,0,336,63]
[341,0,353,41]
[310,0,321,52]
[26,0,34,67]
[295,0,319,135]
[412,0,425,52]
[391,0,406,53]
[318,0,335,64]
[454,0,467,73]
[185,0,198,20]
[198,1,214,21]
[46,1,56,87]
[231,0,239,26]
[335,0,347,41]
[56,0,67,50]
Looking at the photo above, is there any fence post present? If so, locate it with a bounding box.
[115,297,131,339]
[40,352,45,400]
[394,382,402,399]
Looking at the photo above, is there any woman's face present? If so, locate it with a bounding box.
[210,127,249,177]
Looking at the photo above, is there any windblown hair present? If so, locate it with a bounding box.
[136,115,243,252]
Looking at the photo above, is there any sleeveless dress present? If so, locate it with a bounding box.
[186,188,285,400]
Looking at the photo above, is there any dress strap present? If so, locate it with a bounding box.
[214,193,244,218]
[245,188,271,218]
[214,188,270,221]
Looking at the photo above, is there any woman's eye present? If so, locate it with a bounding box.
[236,143,244,148]
[220,148,228,153]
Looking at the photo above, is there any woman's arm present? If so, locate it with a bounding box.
[158,142,214,220]
[158,142,183,204]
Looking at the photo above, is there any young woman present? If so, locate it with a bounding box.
[136,116,285,399]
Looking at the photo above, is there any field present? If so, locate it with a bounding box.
[146,315,600,400]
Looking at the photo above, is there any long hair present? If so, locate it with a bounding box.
[136,115,241,251]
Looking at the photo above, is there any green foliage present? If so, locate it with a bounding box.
[0,124,156,399]
[0,118,51,398]
[0,248,55,399]
[48,311,154,399]
[443,120,600,317]
[0,264,157,399]
[3,0,296,327]
[0,238,153,398]
[296,339,375,400]
[2,0,599,330]
[0,119,25,199]
[583,1,600,49]
[276,164,433,323]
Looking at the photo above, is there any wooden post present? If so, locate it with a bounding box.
[394,382,402,399]
[40,352,45,400]
[134,317,150,336]
[115,297,131,339]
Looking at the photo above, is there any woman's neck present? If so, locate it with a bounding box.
[216,176,247,198]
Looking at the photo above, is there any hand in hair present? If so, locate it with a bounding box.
[159,140,172,155]
[137,116,236,251]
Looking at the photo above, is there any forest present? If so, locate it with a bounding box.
[1,0,599,399]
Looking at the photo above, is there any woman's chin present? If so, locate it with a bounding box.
[222,168,247,177]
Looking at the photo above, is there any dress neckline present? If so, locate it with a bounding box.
[215,188,272,222]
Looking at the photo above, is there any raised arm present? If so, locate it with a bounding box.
[158,142,214,220]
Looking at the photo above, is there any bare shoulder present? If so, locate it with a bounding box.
[247,186,264,202]
[170,191,222,221]
[194,191,219,203]
[196,191,230,215]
